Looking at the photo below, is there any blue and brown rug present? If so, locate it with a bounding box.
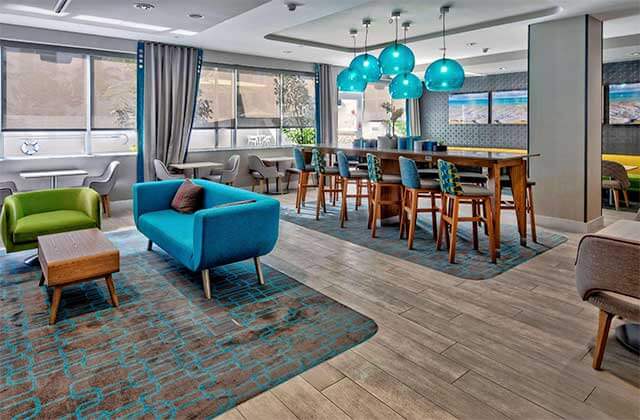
[281,201,567,280]
[0,230,377,418]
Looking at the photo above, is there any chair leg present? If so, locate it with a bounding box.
[201,269,211,299]
[436,195,448,251]
[471,200,479,250]
[286,172,291,192]
[316,174,324,220]
[448,198,460,263]
[593,309,614,370]
[147,240,153,251]
[254,256,265,285]
[399,189,407,240]
[340,177,348,228]
[430,193,438,241]
[371,184,380,238]
[622,190,630,208]
[484,197,497,263]
[408,190,418,250]
[527,185,538,243]
[367,181,374,229]
[613,189,620,211]
[295,175,302,213]
[355,178,362,210]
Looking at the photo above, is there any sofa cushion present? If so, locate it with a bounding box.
[13,210,97,244]
[171,179,203,213]
[138,210,195,265]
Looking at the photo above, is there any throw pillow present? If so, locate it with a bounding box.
[171,179,203,213]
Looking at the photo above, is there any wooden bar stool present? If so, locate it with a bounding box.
[436,160,497,264]
[500,175,538,243]
[336,151,370,228]
[398,157,441,249]
[312,148,342,220]
[292,148,317,213]
[366,153,403,238]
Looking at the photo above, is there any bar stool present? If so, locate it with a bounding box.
[366,153,403,238]
[500,175,538,243]
[291,148,317,213]
[312,149,342,220]
[398,157,441,249]
[436,160,496,264]
[336,151,370,228]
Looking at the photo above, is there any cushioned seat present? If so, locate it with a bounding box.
[460,185,492,196]
[13,210,96,244]
[588,292,640,321]
[380,174,403,184]
[418,168,439,178]
[602,179,622,189]
[419,179,441,190]
[458,172,488,183]
[348,170,369,179]
[138,209,195,264]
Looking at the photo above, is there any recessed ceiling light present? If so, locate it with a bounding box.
[134,3,155,11]
[188,13,204,19]
[282,50,293,54]
[630,52,640,57]
[73,15,170,31]
[5,4,69,16]
[498,67,506,70]
[171,29,198,36]
[466,42,477,47]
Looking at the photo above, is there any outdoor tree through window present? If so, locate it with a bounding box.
[92,56,136,129]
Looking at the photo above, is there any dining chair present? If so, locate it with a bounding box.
[602,160,631,210]
[366,153,403,238]
[153,159,185,181]
[82,161,120,217]
[203,155,240,186]
[337,151,370,228]
[248,155,283,193]
[436,159,496,264]
[398,157,441,249]
[0,181,18,207]
[312,149,342,220]
[289,148,316,213]
[500,174,538,243]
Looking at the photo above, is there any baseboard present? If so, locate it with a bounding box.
[536,214,604,234]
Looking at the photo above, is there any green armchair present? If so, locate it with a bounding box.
[1,188,101,253]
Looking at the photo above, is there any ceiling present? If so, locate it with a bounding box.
[0,0,638,75]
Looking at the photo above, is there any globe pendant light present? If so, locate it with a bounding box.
[424,6,465,92]
[379,12,415,75]
[337,29,367,92]
[350,19,381,83]
[389,23,423,99]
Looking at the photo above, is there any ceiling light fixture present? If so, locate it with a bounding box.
[466,42,477,47]
[53,0,71,14]
[171,29,198,36]
[188,13,204,19]
[424,5,465,92]
[630,52,640,57]
[5,4,69,16]
[349,18,382,83]
[337,29,367,93]
[282,50,293,54]
[498,67,506,70]
[379,11,415,76]
[134,3,155,11]
[73,15,170,31]
[389,22,422,99]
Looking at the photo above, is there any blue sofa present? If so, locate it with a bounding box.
[132,180,280,298]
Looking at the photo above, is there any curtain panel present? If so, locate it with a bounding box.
[136,42,202,182]
[406,97,422,137]
[316,64,339,144]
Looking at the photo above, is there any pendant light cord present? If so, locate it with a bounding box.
[364,23,369,55]
[395,17,398,46]
[441,11,446,59]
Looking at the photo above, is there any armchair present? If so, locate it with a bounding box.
[1,188,101,255]
[133,180,280,299]
[83,161,120,217]
[1,181,17,206]
[203,155,240,185]
[153,159,186,181]
[602,160,631,210]
[248,155,284,193]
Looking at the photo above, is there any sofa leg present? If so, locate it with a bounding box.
[147,240,153,251]
[254,257,265,285]
[201,269,211,299]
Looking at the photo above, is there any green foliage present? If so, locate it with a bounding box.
[283,127,316,145]
[275,74,315,129]
[381,101,404,137]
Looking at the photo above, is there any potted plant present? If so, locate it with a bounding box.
[381,101,404,138]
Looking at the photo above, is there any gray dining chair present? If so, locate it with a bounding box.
[602,160,631,210]
[82,161,120,217]
[153,159,185,181]
[248,155,283,193]
[0,181,18,206]
[203,155,240,185]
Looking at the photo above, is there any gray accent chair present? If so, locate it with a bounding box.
[203,155,240,185]
[602,160,631,210]
[0,181,18,206]
[248,155,284,193]
[575,220,640,369]
[82,161,120,217]
[153,159,185,181]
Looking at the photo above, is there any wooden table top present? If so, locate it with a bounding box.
[39,228,118,266]
[170,161,224,170]
[20,169,88,178]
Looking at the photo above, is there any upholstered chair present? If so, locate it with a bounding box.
[153,159,185,181]
[602,160,631,210]
[0,181,18,207]
[312,149,342,220]
[366,153,403,238]
[203,155,240,185]
[436,160,496,263]
[82,161,120,217]
[248,155,284,193]
[398,157,441,248]
[336,151,369,228]
[288,148,316,212]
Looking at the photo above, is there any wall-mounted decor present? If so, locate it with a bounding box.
[448,92,489,125]
[608,82,640,125]
[492,90,528,125]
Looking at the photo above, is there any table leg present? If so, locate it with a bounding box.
[508,162,528,246]
[105,274,119,307]
[51,176,57,189]
[49,287,62,325]
[487,165,502,256]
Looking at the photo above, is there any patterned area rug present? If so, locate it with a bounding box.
[281,202,567,280]
[0,230,377,418]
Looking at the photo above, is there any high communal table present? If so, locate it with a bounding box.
[300,144,539,254]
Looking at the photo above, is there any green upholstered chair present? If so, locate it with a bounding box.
[1,188,101,254]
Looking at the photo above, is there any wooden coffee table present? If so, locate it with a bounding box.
[38,228,120,325]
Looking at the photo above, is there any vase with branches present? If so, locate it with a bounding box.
[381,101,404,137]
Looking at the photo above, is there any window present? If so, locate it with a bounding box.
[92,56,136,129]
[3,46,86,130]
[237,70,280,128]
[280,74,316,145]
[193,66,234,128]
[337,94,361,145]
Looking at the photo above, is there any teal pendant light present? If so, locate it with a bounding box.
[379,13,415,75]
[337,29,367,92]
[350,19,382,83]
[424,6,465,92]
[389,72,423,99]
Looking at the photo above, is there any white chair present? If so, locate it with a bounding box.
[0,181,18,206]
[248,155,283,193]
[153,159,185,181]
[203,155,240,185]
[82,161,120,217]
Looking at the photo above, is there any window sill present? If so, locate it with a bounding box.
[188,145,296,153]
[0,152,137,161]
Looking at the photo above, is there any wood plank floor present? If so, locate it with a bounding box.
[95,196,640,419]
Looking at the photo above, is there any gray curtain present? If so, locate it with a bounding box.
[407,98,422,137]
[317,64,339,144]
[142,42,201,181]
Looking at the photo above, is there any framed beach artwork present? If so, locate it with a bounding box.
[491,90,528,125]
[608,83,640,125]
[448,92,489,125]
